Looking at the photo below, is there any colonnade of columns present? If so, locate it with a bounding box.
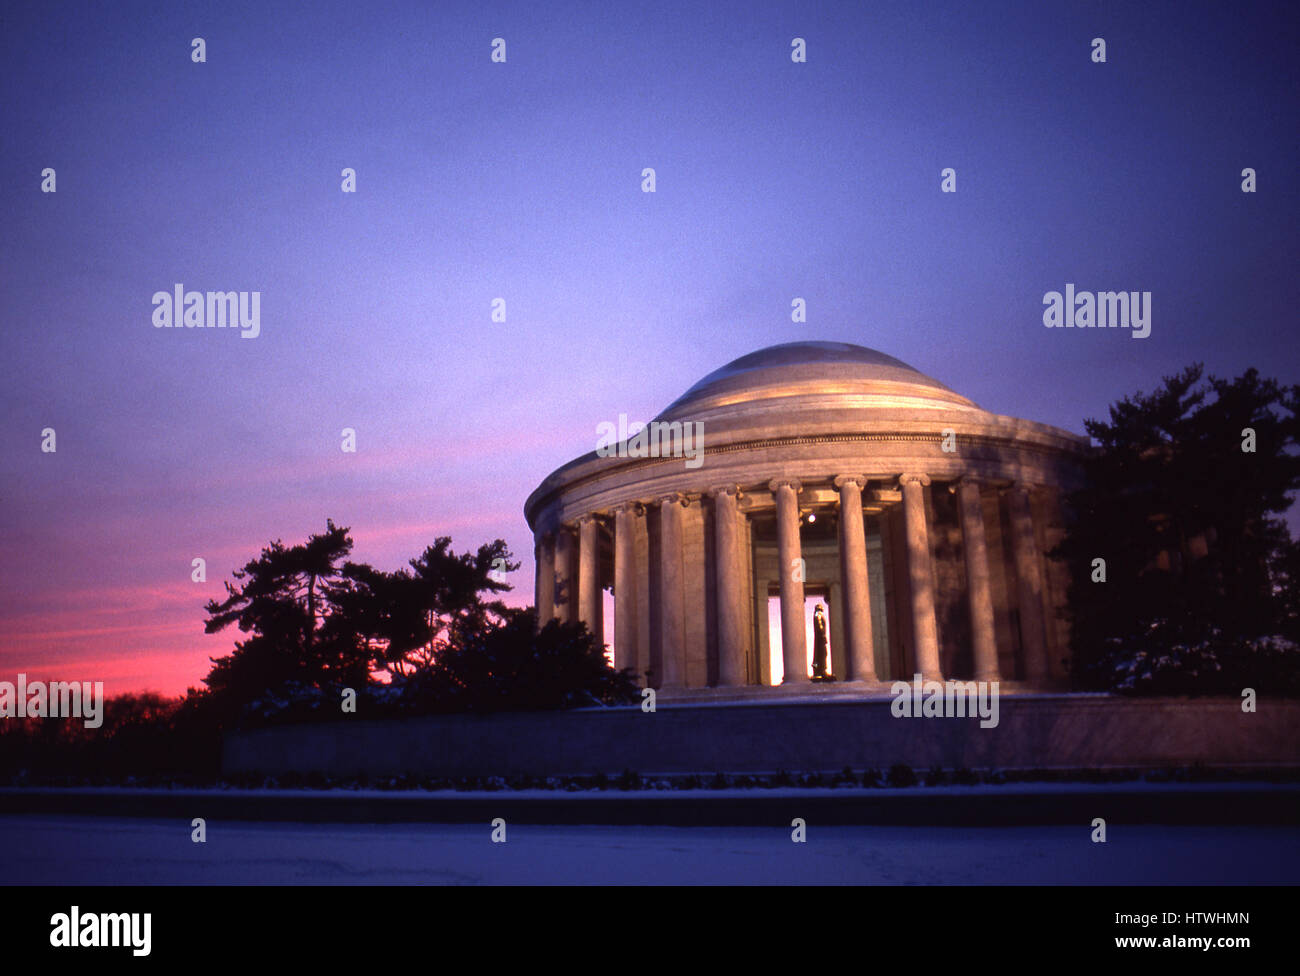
[534,475,1055,689]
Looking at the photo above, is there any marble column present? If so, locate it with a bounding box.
[535,532,556,625]
[956,477,1000,681]
[553,526,575,624]
[900,473,943,681]
[828,581,846,679]
[577,515,601,639]
[613,503,639,676]
[770,478,808,684]
[1008,483,1049,682]
[634,511,652,683]
[710,485,747,687]
[657,492,687,689]
[834,475,876,681]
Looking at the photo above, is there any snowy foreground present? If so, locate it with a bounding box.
[2,816,1297,884]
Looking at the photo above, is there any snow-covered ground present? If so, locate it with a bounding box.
[1,816,1296,884]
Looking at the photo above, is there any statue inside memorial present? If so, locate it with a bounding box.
[812,603,830,679]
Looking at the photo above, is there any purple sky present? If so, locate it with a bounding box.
[1,0,1296,695]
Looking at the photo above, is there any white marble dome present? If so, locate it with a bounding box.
[657,341,978,423]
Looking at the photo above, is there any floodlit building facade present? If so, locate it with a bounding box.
[525,342,1089,697]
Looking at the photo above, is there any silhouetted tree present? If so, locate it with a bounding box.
[1057,365,1300,693]
[0,692,227,783]
[202,520,366,710]
[339,538,517,678]
[403,609,639,712]
[199,521,525,716]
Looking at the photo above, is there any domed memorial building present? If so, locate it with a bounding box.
[524,342,1089,698]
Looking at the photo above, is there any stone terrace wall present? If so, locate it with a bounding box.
[223,695,1300,779]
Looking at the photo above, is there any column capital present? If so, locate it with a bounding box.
[954,474,985,489]
[611,500,645,517]
[657,491,688,508]
[768,477,802,494]
[708,484,740,499]
[833,474,869,491]
[898,473,931,488]
[576,513,599,526]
